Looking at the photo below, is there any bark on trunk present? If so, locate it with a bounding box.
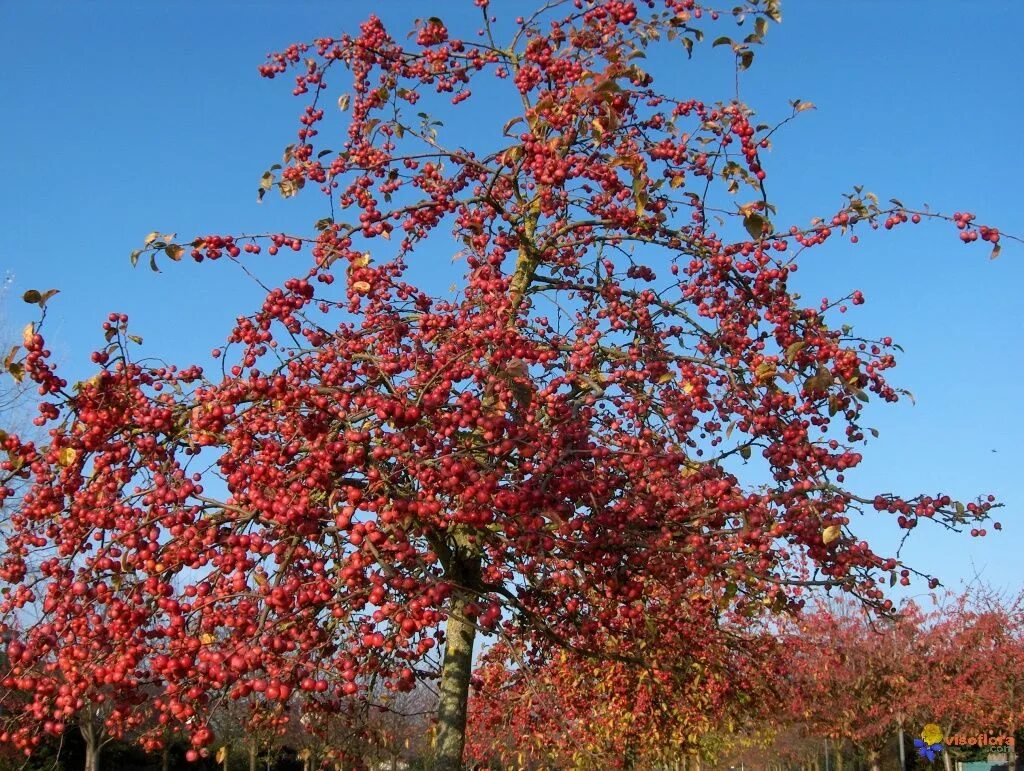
[434,591,478,770]
[942,748,953,771]
[81,721,101,771]
[162,744,170,771]
[868,750,881,771]
[249,742,258,771]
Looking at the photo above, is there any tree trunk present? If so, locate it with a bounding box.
[249,742,258,771]
[942,748,953,771]
[84,744,101,771]
[898,725,906,771]
[81,721,101,771]
[868,750,880,771]
[162,744,170,771]
[434,590,479,770]
[835,745,844,771]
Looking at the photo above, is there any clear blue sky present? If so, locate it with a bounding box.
[1,2,1021,594]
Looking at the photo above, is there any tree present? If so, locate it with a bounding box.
[916,588,1024,771]
[466,583,784,769]
[783,597,927,771]
[771,588,1024,771]
[0,1,1009,768]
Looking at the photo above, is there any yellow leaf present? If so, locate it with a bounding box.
[58,447,77,467]
[743,212,768,240]
[657,372,675,384]
[201,633,216,645]
[216,746,227,763]
[22,323,34,347]
[354,253,371,268]
[352,281,371,294]
[755,361,777,383]
[822,525,841,545]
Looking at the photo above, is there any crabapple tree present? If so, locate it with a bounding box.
[0,1,1009,768]
[466,583,784,769]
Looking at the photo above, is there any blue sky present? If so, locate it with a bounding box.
[1,1,1021,594]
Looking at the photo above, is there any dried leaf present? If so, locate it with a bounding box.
[743,212,768,240]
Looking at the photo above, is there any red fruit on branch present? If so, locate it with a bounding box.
[0,2,1012,769]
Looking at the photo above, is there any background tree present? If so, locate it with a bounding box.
[784,597,926,771]
[916,588,1024,771]
[0,1,1011,768]
[466,581,784,769]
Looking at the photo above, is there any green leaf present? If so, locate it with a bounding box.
[739,445,751,460]
[713,36,733,47]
